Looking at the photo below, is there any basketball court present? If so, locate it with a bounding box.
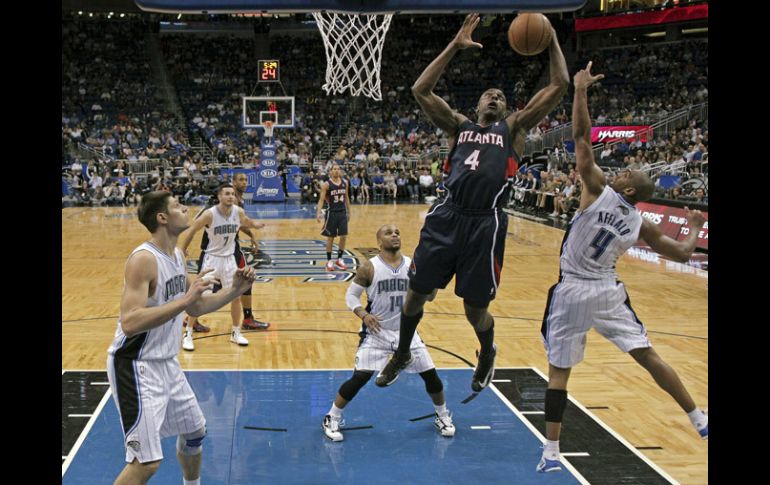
[62,0,708,483]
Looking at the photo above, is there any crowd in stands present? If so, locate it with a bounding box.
[62,13,707,208]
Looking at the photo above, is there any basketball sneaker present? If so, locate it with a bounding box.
[536,456,563,473]
[230,328,249,346]
[334,259,348,270]
[242,317,270,330]
[326,260,335,271]
[182,334,195,351]
[183,316,210,333]
[375,352,414,387]
[471,344,497,392]
[322,414,345,442]
[434,413,456,437]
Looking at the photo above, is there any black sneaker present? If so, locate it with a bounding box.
[375,352,413,387]
[471,344,497,392]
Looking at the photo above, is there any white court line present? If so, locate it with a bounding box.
[491,379,511,382]
[62,389,112,477]
[68,414,93,418]
[470,426,491,430]
[529,366,679,485]
[489,384,590,485]
[562,452,591,457]
[90,382,110,385]
[521,411,545,415]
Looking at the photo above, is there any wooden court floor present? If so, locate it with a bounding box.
[62,203,708,484]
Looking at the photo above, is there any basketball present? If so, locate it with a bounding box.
[508,13,553,56]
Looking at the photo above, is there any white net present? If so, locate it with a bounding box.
[312,12,394,101]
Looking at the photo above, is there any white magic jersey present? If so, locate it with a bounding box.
[355,254,434,373]
[560,185,642,280]
[366,255,411,334]
[108,242,188,360]
[203,205,242,257]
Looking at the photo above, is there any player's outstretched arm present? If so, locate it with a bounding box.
[572,62,606,206]
[185,266,257,317]
[239,208,265,231]
[178,210,212,257]
[639,207,706,263]
[506,28,569,134]
[412,13,481,135]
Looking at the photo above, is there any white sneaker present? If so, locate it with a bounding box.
[334,258,348,270]
[182,334,194,351]
[230,328,249,346]
[560,214,568,219]
[434,412,456,437]
[549,211,558,217]
[322,414,344,442]
[325,260,335,272]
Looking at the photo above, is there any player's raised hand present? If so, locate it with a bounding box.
[684,206,706,228]
[453,13,483,50]
[573,61,604,90]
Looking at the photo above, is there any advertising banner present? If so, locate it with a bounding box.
[591,125,651,144]
[636,202,708,251]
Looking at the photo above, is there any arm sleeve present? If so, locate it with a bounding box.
[346,282,366,312]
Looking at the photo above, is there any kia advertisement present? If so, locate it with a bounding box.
[254,141,285,202]
[591,125,651,144]
[636,202,708,251]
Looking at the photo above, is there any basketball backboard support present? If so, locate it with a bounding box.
[136,0,587,14]
[242,96,295,129]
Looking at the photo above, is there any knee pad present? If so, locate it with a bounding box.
[544,389,568,423]
[419,368,443,395]
[176,426,206,456]
[338,370,373,401]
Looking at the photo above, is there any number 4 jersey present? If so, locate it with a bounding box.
[560,185,642,280]
[445,120,519,209]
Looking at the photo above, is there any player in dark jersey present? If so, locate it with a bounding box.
[232,172,271,330]
[316,163,351,272]
[376,13,568,392]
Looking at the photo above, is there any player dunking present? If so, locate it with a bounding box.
[536,62,708,473]
[376,13,569,392]
[316,162,351,272]
[107,191,256,484]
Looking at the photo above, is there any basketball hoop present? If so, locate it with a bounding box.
[312,12,393,101]
[263,120,274,139]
